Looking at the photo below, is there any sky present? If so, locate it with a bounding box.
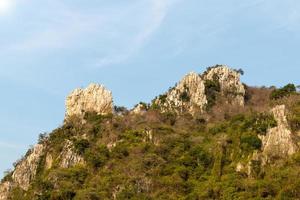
[1,0,300,177]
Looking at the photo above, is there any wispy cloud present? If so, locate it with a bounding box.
[93,0,177,68]
[2,0,178,69]
[7,5,105,52]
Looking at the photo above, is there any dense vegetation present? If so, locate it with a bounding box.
[270,84,297,100]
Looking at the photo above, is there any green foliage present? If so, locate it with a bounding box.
[270,83,297,100]
[289,101,300,132]
[230,112,277,135]
[179,91,190,102]
[204,78,221,109]
[84,145,109,168]
[240,134,262,150]
[74,139,90,155]
[158,94,168,104]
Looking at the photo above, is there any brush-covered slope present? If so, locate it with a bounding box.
[1,65,300,200]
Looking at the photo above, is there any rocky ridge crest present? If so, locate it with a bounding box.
[65,83,113,120]
[153,65,245,114]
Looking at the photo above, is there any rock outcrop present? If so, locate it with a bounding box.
[132,103,148,115]
[245,105,299,177]
[0,143,46,199]
[66,83,113,120]
[203,65,245,106]
[155,72,207,115]
[154,66,245,115]
[59,140,84,168]
[0,139,85,199]
[259,105,298,163]
[12,143,45,191]
[0,181,13,200]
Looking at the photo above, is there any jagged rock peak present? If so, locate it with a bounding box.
[12,144,45,191]
[203,65,246,106]
[259,105,299,163]
[65,83,113,119]
[155,72,207,115]
[0,143,46,199]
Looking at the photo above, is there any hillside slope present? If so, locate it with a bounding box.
[1,65,300,200]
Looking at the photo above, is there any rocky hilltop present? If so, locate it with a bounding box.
[65,83,113,120]
[153,65,245,115]
[1,65,300,199]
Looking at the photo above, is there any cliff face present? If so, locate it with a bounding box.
[0,139,84,199]
[260,105,299,163]
[155,72,207,115]
[12,144,45,191]
[0,181,12,200]
[59,140,84,168]
[203,66,245,106]
[0,144,46,200]
[65,83,113,120]
[244,105,299,177]
[154,65,245,114]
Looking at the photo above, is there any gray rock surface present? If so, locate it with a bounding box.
[0,181,13,200]
[12,143,45,191]
[203,65,245,106]
[155,72,207,115]
[66,83,113,119]
[59,140,84,168]
[259,105,299,163]
[155,66,245,114]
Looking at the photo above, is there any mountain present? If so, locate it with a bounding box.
[1,65,300,200]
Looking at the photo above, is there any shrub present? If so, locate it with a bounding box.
[240,135,262,150]
[289,101,300,131]
[85,145,109,168]
[180,91,190,102]
[205,79,221,109]
[74,139,90,155]
[270,83,297,100]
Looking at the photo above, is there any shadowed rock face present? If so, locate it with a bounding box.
[260,105,299,164]
[65,83,113,120]
[203,66,245,106]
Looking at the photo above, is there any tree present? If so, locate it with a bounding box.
[270,83,297,100]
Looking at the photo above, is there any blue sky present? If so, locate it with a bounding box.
[1,0,300,176]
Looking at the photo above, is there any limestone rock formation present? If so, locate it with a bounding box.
[132,103,148,115]
[66,83,113,120]
[259,105,299,163]
[0,143,46,199]
[12,143,46,191]
[154,66,245,115]
[59,140,84,168]
[0,181,13,200]
[203,65,245,106]
[155,72,207,114]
